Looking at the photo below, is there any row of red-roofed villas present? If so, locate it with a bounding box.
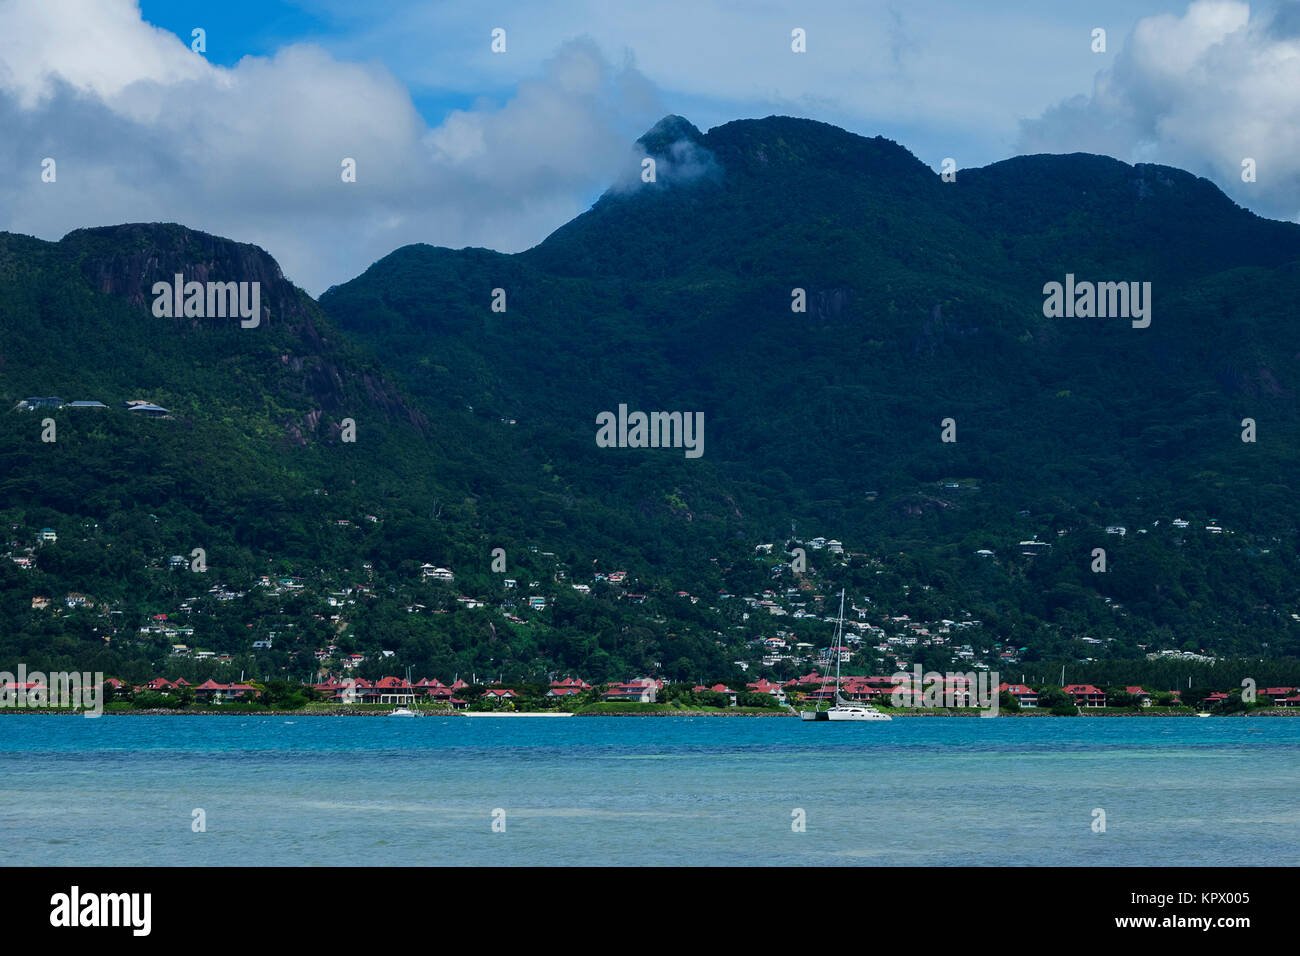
[122,677,262,703]
[308,675,602,708]
[64,675,1300,710]
[772,673,1300,709]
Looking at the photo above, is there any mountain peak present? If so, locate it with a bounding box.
[699,115,930,181]
[636,114,704,155]
[58,221,314,326]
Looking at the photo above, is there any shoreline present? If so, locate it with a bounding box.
[2,707,1295,717]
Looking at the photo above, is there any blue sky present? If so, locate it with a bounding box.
[3,0,1297,293]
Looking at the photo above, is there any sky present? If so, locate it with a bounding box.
[1,0,1297,295]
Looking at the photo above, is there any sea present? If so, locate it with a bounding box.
[4,715,1297,866]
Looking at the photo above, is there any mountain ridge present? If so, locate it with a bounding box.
[1,113,1297,687]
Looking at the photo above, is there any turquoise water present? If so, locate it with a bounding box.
[3,716,1297,866]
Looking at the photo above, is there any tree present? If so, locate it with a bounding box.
[1105,688,1139,710]
[1036,686,1078,715]
[1211,691,1250,715]
[1182,687,1212,709]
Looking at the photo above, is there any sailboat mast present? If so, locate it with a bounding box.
[834,589,845,698]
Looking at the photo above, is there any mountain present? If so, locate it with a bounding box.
[320,115,1300,661]
[1,114,1298,690]
[0,222,745,683]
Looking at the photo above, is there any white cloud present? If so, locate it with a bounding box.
[1019,0,1300,220]
[0,0,211,109]
[4,0,1297,297]
[0,0,663,294]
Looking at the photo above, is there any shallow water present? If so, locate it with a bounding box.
[3,715,1295,865]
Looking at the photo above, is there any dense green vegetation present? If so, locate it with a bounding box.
[320,116,1300,664]
[2,116,1299,687]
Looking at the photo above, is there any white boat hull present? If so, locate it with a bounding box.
[825,706,890,721]
[800,706,891,722]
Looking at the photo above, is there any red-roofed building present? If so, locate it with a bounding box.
[1063,684,1106,708]
[708,683,737,707]
[998,683,1038,708]
[1124,686,1152,707]
[550,677,592,691]
[312,678,357,703]
[746,678,786,703]
[366,676,415,705]
[602,681,657,703]
[194,679,257,703]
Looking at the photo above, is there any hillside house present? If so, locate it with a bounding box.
[15,397,64,411]
[126,403,171,418]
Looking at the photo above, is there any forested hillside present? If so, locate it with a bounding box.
[2,115,1298,688]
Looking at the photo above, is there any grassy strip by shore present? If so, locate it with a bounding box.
[572,702,786,716]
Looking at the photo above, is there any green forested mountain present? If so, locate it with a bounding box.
[320,115,1300,663]
[2,115,1298,688]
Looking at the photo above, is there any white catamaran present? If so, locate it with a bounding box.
[799,589,891,721]
[388,667,422,717]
